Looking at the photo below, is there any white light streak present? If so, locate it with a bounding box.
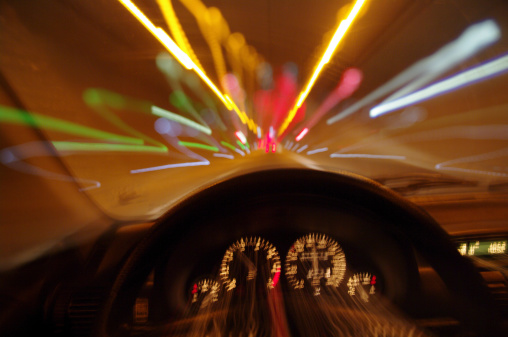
[330,153,406,160]
[296,144,308,153]
[235,148,245,156]
[235,130,247,144]
[327,20,501,124]
[295,128,309,142]
[131,160,209,173]
[213,153,234,159]
[371,53,508,117]
[307,147,328,155]
[152,105,211,135]
[435,147,508,177]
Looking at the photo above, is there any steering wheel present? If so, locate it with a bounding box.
[93,168,503,336]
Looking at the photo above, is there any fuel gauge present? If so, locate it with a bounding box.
[346,272,378,302]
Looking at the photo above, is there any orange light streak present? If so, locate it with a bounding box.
[117,0,258,132]
[278,0,366,136]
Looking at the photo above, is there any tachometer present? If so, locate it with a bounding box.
[220,237,281,291]
[285,233,346,296]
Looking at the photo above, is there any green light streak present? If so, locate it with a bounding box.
[52,141,168,153]
[220,141,238,152]
[152,105,211,135]
[0,105,143,145]
[178,141,218,152]
[83,88,168,151]
[236,140,246,151]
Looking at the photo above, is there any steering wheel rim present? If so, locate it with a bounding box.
[94,168,502,336]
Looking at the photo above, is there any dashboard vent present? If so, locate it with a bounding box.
[481,271,508,315]
[49,287,106,337]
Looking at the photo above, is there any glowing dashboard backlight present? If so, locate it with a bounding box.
[457,240,507,256]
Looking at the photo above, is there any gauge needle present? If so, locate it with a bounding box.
[312,245,319,284]
[238,251,257,277]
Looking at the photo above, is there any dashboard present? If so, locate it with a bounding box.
[40,168,501,337]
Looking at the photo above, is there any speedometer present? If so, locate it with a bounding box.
[220,237,281,291]
[285,233,346,296]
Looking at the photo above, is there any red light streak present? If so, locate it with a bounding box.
[272,268,281,287]
[294,68,362,138]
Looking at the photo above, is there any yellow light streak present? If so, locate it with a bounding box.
[156,0,203,70]
[119,0,193,69]
[118,0,258,132]
[278,0,366,136]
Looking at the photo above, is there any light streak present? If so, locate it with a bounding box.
[83,88,168,150]
[330,153,406,160]
[0,105,143,145]
[52,141,168,153]
[213,153,234,159]
[435,147,508,177]
[370,53,508,117]
[220,140,238,152]
[327,20,501,124]
[151,105,212,135]
[295,128,309,142]
[307,147,328,155]
[118,0,193,69]
[278,0,366,135]
[296,144,308,153]
[235,130,247,144]
[272,269,281,287]
[177,141,219,152]
[131,160,209,173]
[0,142,102,191]
[291,143,300,151]
[236,140,246,151]
[257,126,262,139]
[156,0,203,69]
[235,148,246,156]
[117,0,257,131]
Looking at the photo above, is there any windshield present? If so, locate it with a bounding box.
[1,0,507,266]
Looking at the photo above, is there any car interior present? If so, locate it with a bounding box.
[1,0,507,336]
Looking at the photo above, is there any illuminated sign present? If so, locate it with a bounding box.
[457,240,507,256]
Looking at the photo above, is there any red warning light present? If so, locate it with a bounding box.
[371,276,377,285]
[192,284,198,294]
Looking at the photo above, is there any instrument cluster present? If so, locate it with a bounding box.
[186,233,382,310]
